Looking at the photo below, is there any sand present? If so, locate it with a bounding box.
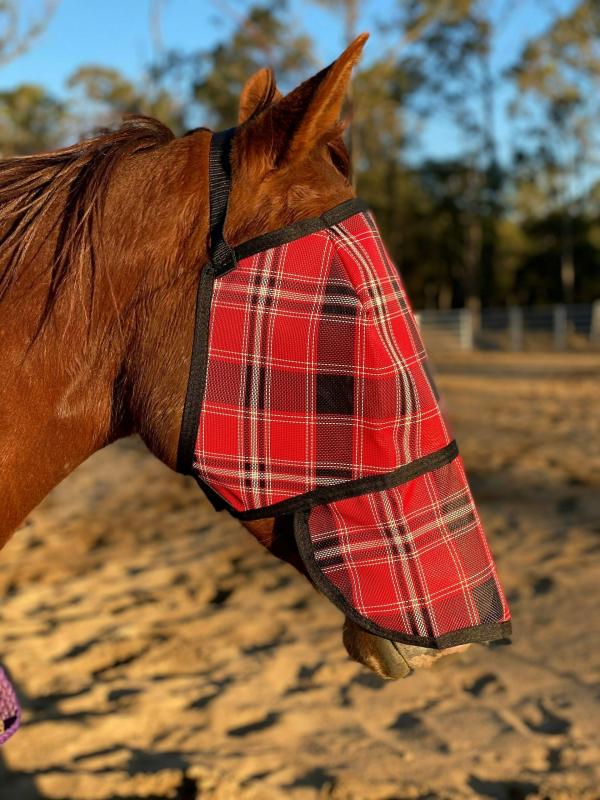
[0,352,598,800]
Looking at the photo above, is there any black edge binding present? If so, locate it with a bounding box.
[176,127,237,493]
[233,440,459,520]
[233,197,369,262]
[176,264,215,470]
[294,509,513,649]
[176,261,229,512]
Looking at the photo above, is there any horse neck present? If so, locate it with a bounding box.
[0,231,122,546]
[0,134,209,546]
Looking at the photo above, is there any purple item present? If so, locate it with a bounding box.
[0,667,21,745]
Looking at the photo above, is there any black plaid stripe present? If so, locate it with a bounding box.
[308,456,509,638]
[198,212,456,505]
[192,206,510,642]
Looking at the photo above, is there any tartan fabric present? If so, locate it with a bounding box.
[190,206,511,643]
[194,210,451,508]
[0,667,20,745]
[298,456,510,641]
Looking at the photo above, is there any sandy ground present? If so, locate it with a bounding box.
[0,352,598,800]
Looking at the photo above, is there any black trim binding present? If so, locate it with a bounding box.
[176,264,215,471]
[294,508,513,649]
[233,196,369,261]
[232,440,459,520]
[176,127,236,488]
[176,259,230,511]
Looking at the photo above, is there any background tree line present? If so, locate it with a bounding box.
[1,0,599,309]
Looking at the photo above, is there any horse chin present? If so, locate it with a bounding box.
[342,617,470,680]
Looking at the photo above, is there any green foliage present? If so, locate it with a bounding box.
[506,0,600,303]
[66,65,187,136]
[1,0,599,306]
[0,84,65,155]
[152,2,314,128]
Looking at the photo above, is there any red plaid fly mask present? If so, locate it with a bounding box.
[177,128,511,649]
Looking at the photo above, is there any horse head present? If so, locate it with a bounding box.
[0,34,510,709]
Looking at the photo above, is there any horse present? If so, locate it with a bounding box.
[1,33,495,709]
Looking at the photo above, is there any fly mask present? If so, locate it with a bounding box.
[176,127,512,650]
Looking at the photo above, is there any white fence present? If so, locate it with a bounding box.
[415,301,600,352]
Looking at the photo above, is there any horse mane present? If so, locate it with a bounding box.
[0,114,175,333]
[0,106,350,342]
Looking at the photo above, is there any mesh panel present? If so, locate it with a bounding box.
[194,211,451,511]
[303,456,510,640]
[0,667,20,745]
[190,205,511,644]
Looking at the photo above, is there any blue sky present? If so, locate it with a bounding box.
[1,0,579,160]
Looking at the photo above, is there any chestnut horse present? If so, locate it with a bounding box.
[0,35,467,682]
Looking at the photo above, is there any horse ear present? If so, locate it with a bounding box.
[238,67,282,124]
[256,32,368,168]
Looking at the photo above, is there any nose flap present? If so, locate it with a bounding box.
[293,454,511,649]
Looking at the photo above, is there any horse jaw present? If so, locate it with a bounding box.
[342,617,470,680]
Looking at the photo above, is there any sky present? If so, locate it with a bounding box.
[0,0,580,161]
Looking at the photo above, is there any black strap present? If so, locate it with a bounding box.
[208,127,238,277]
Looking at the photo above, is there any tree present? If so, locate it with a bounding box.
[66,65,187,138]
[0,84,66,156]
[0,1,64,155]
[0,0,58,65]
[509,0,600,302]
[150,1,314,129]
[387,0,511,307]
[352,58,418,275]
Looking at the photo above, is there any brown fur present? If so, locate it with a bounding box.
[238,67,283,123]
[0,34,367,548]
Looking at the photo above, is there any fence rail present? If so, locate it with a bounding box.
[415,301,600,352]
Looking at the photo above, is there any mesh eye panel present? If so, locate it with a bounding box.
[193,210,451,511]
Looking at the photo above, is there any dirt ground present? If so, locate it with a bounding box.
[0,352,598,800]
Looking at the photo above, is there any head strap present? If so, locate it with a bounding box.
[208,127,238,277]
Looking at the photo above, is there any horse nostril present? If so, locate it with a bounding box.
[341,617,473,680]
[342,617,412,680]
